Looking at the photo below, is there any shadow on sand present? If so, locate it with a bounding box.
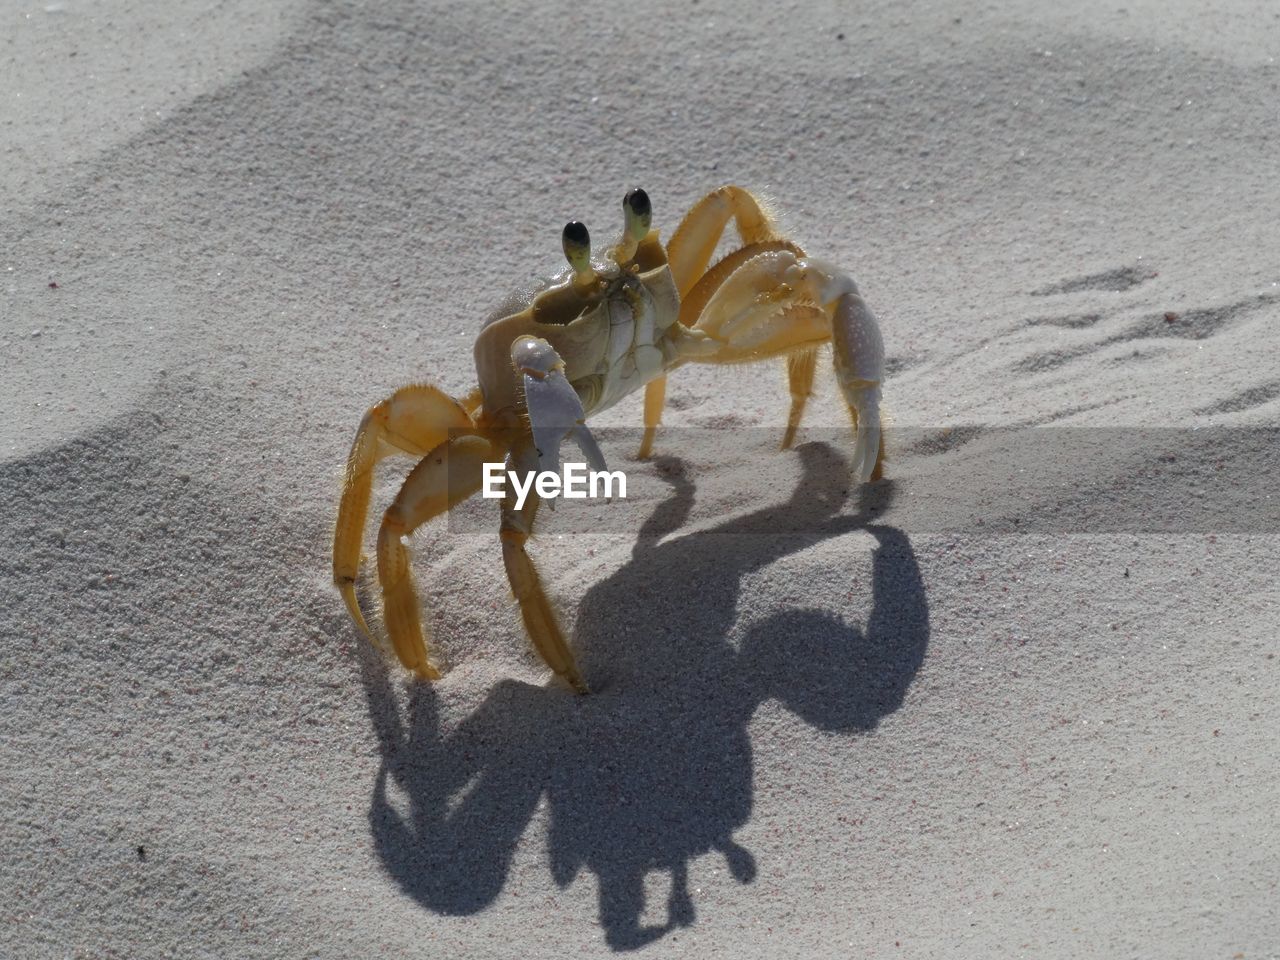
[362,442,929,949]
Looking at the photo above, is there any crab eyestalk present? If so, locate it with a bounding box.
[611,187,652,265]
[562,220,596,292]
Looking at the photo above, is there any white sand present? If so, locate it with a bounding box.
[3,0,1278,956]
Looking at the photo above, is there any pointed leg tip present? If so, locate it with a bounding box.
[416,663,443,682]
[637,424,659,460]
[337,581,372,637]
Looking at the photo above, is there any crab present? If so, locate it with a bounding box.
[333,185,885,693]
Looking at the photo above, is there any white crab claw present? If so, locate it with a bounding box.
[571,423,608,475]
[513,335,609,485]
[845,382,882,483]
[829,285,885,484]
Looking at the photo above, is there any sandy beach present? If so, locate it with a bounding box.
[3,0,1278,956]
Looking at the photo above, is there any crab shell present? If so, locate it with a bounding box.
[473,230,679,427]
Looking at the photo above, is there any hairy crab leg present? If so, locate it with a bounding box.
[601,188,667,462]
[783,347,818,450]
[375,434,494,679]
[666,185,782,293]
[500,438,588,694]
[679,248,886,481]
[334,384,475,634]
[638,186,785,458]
[636,376,667,459]
[680,247,831,361]
[459,386,485,417]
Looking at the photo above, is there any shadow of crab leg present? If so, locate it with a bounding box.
[334,384,475,634]
[500,439,588,694]
[374,434,493,680]
[782,347,818,450]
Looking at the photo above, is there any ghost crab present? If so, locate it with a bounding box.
[333,185,885,692]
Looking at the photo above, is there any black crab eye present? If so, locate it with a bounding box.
[623,188,651,237]
[562,220,592,277]
[624,187,651,219]
[562,220,589,249]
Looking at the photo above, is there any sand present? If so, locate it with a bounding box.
[3,0,1278,956]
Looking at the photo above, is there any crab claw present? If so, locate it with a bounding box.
[831,288,884,483]
[512,336,609,483]
[802,259,884,483]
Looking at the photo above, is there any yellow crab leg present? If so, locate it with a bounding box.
[333,383,474,635]
[783,347,818,450]
[636,375,667,460]
[681,247,830,361]
[678,246,888,481]
[640,187,789,458]
[375,434,494,679]
[499,438,588,694]
[666,185,781,294]
[459,385,485,417]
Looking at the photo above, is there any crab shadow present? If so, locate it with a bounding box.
[362,442,929,950]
